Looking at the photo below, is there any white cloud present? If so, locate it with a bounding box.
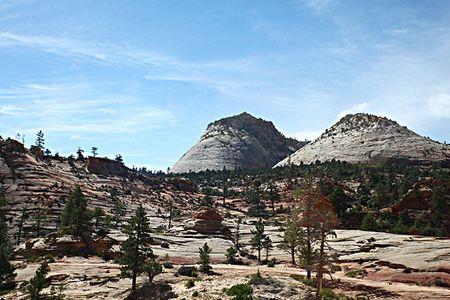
[337,102,371,119]
[290,129,325,141]
[428,93,450,119]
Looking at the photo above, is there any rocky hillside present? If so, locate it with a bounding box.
[276,113,450,166]
[0,138,201,240]
[172,112,306,173]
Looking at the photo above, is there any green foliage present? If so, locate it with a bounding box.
[360,213,378,231]
[198,243,212,273]
[262,236,273,261]
[119,203,155,292]
[185,278,195,289]
[35,130,45,149]
[28,260,50,300]
[430,185,448,227]
[145,258,162,283]
[250,218,265,262]
[289,274,315,287]
[248,270,272,285]
[345,268,367,278]
[60,187,92,236]
[0,195,15,290]
[246,189,267,217]
[225,247,238,264]
[225,283,253,300]
[110,188,125,227]
[278,211,302,265]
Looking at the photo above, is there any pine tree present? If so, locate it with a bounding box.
[93,207,105,229]
[198,242,212,273]
[250,218,265,263]
[16,206,29,245]
[295,177,320,280]
[28,259,49,300]
[262,236,273,262]
[0,194,15,290]
[311,195,339,299]
[279,210,301,265]
[267,182,280,212]
[110,188,125,227]
[35,131,45,150]
[246,189,266,217]
[431,185,448,227]
[91,147,98,157]
[233,217,242,249]
[119,203,155,294]
[76,148,84,160]
[60,187,91,236]
[225,247,237,264]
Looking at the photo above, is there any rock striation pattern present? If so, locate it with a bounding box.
[276,113,450,167]
[0,138,202,240]
[172,112,307,173]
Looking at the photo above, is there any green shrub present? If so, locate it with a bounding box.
[225,283,253,300]
[345,269,367,278]
[185,279,195,289]
[289,274,315,287]
[192,291,199,297]
[248,270,271,285]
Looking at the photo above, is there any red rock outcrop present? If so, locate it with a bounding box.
[192,206,223,222]
[86,157,127,176]
[391,178,450,214]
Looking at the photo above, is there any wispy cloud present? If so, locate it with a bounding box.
[0,32,179,67]
[0,82,176,136]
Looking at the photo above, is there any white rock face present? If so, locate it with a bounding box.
[276,113,450,167]
[172,112,306,173]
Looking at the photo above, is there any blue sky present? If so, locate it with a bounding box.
[0,0,449,170]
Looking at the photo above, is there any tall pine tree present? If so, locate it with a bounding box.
[119,203,156,294]
[60,187,91,236]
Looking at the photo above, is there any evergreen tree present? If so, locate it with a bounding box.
[93,207,105,229]
[16,206,29,245]
[110,188,125,227]
[119,203,155,294]
[267,182,280,212]
[0,195,15,290]
[225,247,238,264]
[246,189,266,217]
[60,187,91,236]
[279,210,301,265]
[262,236,273,262]
[145,258,162,283]
[361,213,378,231]
[311,195,339,298]
[430,185,448,227]
[295,178,320,280]
[233,217,242,249]
[198,242,212,273]
[76,148,84,160]
[91,147,98,157]
[250,218,265,263]
[115,154,123,163]
[35,131,45,150]
[28,259,49,300]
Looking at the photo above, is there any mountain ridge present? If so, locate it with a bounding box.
[171,112,307,173]
[276,113,450,167]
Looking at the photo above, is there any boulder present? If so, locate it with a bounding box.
[192,206,223,222]
[189,207,226,234]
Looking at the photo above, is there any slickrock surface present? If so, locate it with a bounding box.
[276,113,450,166]
[0,138,202,239]
[172,112,306,173]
